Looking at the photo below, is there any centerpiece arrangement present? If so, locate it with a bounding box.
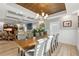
[32,23,45,37]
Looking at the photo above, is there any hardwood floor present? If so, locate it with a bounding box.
[0,41,18,56]
[51,43,79,56]
[0,41,78,56]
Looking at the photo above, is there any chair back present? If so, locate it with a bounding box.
[45,36,53,53]
[51,33,59,50]
[55,33,59,42]
[34,38,47,56]
[37,38,47,43]
[18,34,26,40]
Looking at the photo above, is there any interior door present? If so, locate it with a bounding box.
[50,22,60,35]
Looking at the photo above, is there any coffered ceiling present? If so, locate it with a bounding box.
[17,3,66,15]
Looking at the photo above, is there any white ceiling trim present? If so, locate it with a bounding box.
[47,10,66,20]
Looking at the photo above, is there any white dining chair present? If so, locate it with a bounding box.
[55,33,59,48]
[37,38,47,43]
[34,39,47,56]
[25,38,47,56]
[51,35,55,53]
[44,36,53,56]
[51,33,59,53]
[18,34,27,40]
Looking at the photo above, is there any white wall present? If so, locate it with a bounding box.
[47,3,79,46]
[65,3,79,14]
[59,15,78,45]
[48,17,60,36]
[77,15,79,51]
[59,30,77,45]
[65,3,79,50]
[77,29,79,50]
[48,11,78,46]
[0,4,7,20]
[0,3,36,24]
[0,22,4,31]
[6,3,37,24]
[47,11,66,36]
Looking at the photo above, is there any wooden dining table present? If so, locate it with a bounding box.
[15,38,38,56]
[15,34,48,56]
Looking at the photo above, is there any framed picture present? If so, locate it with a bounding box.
[63,20,72,27]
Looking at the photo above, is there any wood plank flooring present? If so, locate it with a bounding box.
[51,43,79,56]
[0,41,18,56]
[0,41,78,56]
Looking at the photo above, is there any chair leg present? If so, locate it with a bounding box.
[51,49,53,53]
[51,44,55,54]
[53,45,55,51]
[56,42,58,48]
[48,50,51,56]
[18,47,20,54]
[21,50,25,56]
[57,42,58,46]
[51,48,53,53]
[51,45,53,53]
[55,42,57,48]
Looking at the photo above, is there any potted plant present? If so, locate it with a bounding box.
[32,29,37,37]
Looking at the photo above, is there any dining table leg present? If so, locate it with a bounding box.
[21,50,25,56]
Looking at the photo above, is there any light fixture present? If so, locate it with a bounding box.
[42,12,45,16]
[38,20,44,24]
[44,14,48,19]
[35,10,48,25]
[35,11,48,20]
[35,13,39,19]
